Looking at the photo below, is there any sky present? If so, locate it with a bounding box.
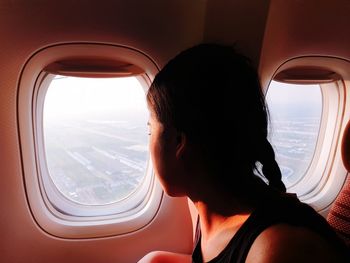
[266,81,321,108]
[44,75,149,119]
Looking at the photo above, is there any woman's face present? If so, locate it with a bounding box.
[147,109,186,196]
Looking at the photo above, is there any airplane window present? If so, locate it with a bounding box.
[43,76,149,205]
[266,81,322,187]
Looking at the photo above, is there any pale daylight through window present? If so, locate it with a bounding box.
[43,76,149,205]
[266,81,322,187]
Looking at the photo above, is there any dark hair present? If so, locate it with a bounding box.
[147,44,286,193]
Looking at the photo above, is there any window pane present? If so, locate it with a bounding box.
[266,81,322,187]
[43,76,149,205]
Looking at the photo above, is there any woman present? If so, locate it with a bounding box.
[139,44,348,262]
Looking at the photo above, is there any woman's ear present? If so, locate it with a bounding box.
[175,132,187,159]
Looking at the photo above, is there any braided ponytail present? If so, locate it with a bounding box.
[258,138,286,193]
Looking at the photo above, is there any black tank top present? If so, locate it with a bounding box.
[192,193,348,263]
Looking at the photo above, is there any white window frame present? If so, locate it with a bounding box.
[268,57,350,212]
[18,43,163,238]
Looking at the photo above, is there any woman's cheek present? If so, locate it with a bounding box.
[149,137,163,177]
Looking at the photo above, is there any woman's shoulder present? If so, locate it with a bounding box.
[242,192,349,262]
[246,223,347,263]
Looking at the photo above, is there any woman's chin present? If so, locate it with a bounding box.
[162,186,186,198]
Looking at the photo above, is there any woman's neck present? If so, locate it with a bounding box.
[192,198,252,262]
[189,176,276,244]
[194,200,252,240]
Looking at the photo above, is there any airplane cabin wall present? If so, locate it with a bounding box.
[1,0,350,262]
[260,0,350,89]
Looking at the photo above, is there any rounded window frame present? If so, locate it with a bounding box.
[267,56,350,212]
[18,43,163,238]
